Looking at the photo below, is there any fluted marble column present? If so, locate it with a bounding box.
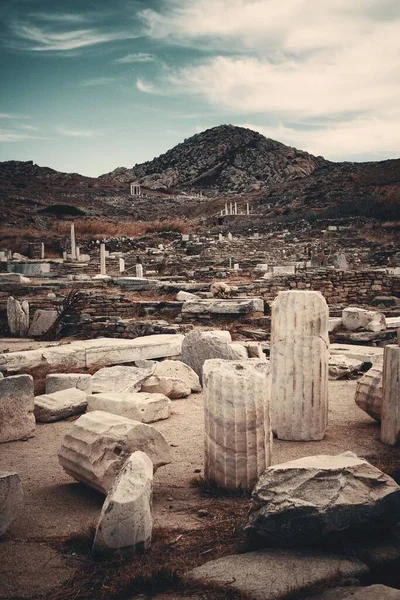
[381,345,400,446]
[271,291,329,441]
[203,359,271,490]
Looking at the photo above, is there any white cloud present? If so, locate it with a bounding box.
[136,78,157,94]
[56,127,98,138]
[28,12,88,24]
[243,110,400,160]
[115,52,156,64]
[10,22,137,51]
[138,0,400,158]
[0,112,29,119]
[80,77,119,87]
[0,129,49,142]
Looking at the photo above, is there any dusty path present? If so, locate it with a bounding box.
[1,380,399,598]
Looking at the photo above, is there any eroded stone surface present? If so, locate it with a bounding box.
[46,373,93,395]
[381,345,400,447]
[58,411,172,494]
[355,360,383,421]
[203,359,271,490]
[92,365,153,394]
[342,307,386,332]
[246,451,400,546]
[34,389,87,423]
[140,375,191,399]
[87,392,170,423]
[153,360,201,392]
[271,291,329,441]
[7,297,29,337]
[0,472,23,536]
[28,309,58,337]
[186,550,368,600]
[181,330,248,383]
[93,451,153,552]
[0,375,35,443]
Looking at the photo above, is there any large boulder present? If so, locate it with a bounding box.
[34,389,87,423]
[140,375,191,399]
[58,411,172,494]
[246,451,400,546]
[92,365,153,394]
[0,375,35,443]
[181,330,248,383]
[87,392,170,423]
[7,297,29,337]
[93,451,153,552]
[0,472,23,536]
[355,360,383,421]
[342,307,386,332]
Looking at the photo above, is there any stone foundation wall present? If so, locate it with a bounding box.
[255,270,400,305]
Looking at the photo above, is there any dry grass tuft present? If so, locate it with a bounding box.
[0,218,194,250]
[45,497,250,600]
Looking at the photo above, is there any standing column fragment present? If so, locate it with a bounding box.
[203,359,272,490]
[270,290,329,441]
[100,244,106,275]
[381,345,400,446]
[70,224,76,260]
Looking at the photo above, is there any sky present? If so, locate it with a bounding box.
[0,0,400,177]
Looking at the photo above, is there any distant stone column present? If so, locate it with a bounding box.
[119,258,125,273]
[234,202,237,214]
[381,345,400,446]
[227,232,233,242]
[100,243,106,275]
[136,264,144,278]
[246,203,250,215]
[271,291,329,441]
[70,223,76,260]
[203,359,272,490]
[76,246,80,260]
[40,243,45,259]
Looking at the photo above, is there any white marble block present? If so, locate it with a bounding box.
[271,291,329,441]
[58,411,172,494]
[203,359,271,490]
[87,392,170,423]
[0,375,35,443]
[46,373,93,395]
[34,389,87,422]
[381,345,400,446]
[0,472,23,536]
[93,451,153,552]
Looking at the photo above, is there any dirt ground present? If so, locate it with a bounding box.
[1,375,399,599]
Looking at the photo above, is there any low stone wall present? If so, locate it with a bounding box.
[255,270,400,305]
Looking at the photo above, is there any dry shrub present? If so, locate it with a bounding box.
[0,218,194,248]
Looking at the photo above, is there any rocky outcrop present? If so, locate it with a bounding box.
[246,451,400,546]
[102,125,324,193]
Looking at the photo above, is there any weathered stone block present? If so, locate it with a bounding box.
[34,389,87,422]
[0,375,35,443]
[0,472,23,536]
[87,392,170,423]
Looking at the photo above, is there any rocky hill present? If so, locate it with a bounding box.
[0,126,399,228]
[102,125,326,192]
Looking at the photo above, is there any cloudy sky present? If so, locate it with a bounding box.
[1,0,399,176]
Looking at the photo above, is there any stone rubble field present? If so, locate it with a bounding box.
[0,224,400,600]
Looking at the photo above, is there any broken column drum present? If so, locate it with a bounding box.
[203,359,272,490]
[381,345,400,447]
[270,291,329,441]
